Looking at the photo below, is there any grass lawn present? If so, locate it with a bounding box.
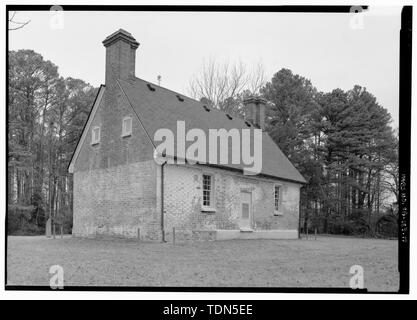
[6,235,399,292]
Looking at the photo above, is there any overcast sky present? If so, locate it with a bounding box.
[8,8,401,127]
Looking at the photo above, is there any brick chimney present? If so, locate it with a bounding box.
[243,97,267,130]
[102,29,139,86]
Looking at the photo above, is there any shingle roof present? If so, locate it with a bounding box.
[118,77,306,184]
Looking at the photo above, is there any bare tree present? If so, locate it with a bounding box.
[8,11,30,31]
[188,58,266,116]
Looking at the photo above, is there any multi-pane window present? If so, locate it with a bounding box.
[122,116,132,137]
[274,185,281,212]
[91,126,100,145]
[202,174,212,207]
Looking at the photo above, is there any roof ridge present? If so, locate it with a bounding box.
[117,78,306,183]
[130,76,252,123]
[133,76,201,104]
[126,77,280,143]
[126,78,281,149]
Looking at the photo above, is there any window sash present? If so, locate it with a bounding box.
[274,185,280,211]
[92,126,100,144]
[122,117,132,136]
[202,174,212,207]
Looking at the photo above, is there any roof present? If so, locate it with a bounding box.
[117,77,306,184]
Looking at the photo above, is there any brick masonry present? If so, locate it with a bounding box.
[72,82,161,240]
[71,83,301,241]
[73,160,160,240]
[71,29,302,241]
[163,163,301,241]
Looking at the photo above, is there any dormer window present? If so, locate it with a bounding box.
[122,116,132,137]
[91,126,100,145]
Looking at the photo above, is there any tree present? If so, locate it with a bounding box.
[188,59,266,116]
[8,11,30,31]
[260,69,322,232]
[261,68,319,162]
[383,130,399,206]
[316,86,397,234]
[8,49,97,235]
[259,68,398,236]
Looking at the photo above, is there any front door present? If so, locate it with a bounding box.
[239,190,252,229]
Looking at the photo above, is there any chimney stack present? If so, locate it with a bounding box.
[102,29,139,86]
[243,97,267,130]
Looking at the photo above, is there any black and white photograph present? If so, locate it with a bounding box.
[3,3,412,299]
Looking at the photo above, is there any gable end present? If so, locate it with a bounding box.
[68,85,105,173]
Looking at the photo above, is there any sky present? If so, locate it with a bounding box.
[8,8,401,127]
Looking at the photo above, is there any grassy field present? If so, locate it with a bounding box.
[6,235,399,292]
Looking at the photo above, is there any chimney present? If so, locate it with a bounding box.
[243,97,267,130]
[102,29,139,86]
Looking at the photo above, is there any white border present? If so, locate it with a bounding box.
[1,0,415,300]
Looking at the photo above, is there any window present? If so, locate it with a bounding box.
[202,174,213,207]
[274,185,281,213]
[122,116,132,137]
[91,126,100,145]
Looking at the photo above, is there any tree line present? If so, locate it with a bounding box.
[8,49,97,235]
[8,51,398,237]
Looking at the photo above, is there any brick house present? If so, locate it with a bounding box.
[68,29,306,241]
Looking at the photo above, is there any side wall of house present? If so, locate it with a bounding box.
[72,87,161,240]
[163,164,300,239]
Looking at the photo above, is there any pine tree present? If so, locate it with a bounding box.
[8,49,97,234]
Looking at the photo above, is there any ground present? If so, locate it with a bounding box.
[6,235,399,292]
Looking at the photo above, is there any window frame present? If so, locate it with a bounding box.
[274,184,283,216]
[91,125,101,145]
[121,116,133,137]
[202,173,216,212]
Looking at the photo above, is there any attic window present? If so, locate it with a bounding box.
[226,114,233,120]
[203,105,210,112]
[176,94,184,102]
[245,121,252,127]
[122,116,132,137]
[147,83,156,91]
[91,126,100,145]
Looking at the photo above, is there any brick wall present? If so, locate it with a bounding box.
[71,30,302,241]
[73,160,160,239]
[72,84,161,240]
[72,76,300,241]
[74,87,154,173]
[163,163,301,239]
